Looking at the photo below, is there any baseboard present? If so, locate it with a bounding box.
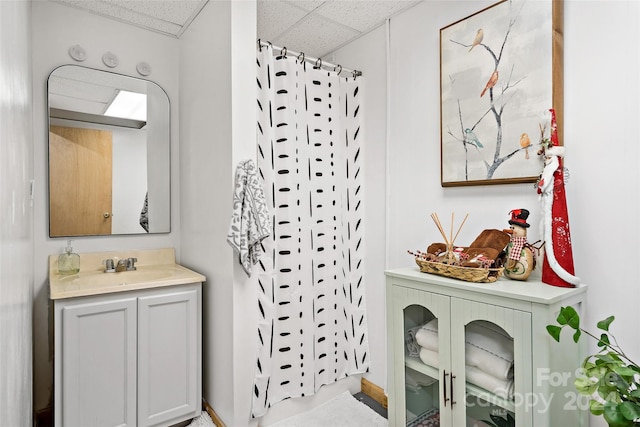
[361,377,388,409]
[203,399,226,427]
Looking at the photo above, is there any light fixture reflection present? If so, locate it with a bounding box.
[104,90,147,121]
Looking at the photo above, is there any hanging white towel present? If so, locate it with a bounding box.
[227,159,271,276]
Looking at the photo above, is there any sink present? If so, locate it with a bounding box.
[49,248,206,300]
[59,266,176,287]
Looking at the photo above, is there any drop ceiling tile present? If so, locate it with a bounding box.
[52,0,186,36]
[283,0,326,12]
[315,0,419,32]
[106,0,207,26]
[257,0,309,41]
[274,13,360,58]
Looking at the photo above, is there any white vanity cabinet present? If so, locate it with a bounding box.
[53,283,202,427]
[385,268,588,427]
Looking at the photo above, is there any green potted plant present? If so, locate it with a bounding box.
[547,306,640,426]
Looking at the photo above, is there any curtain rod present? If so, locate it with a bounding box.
[258,40,363,78]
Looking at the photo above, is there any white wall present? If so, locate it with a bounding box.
[0,1,33,425]
[31,0,181,411]
[178,0,236,423]
[112,130,147,234]
[335,1,639,426]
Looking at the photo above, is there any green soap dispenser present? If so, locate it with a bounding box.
[58,240,80,275]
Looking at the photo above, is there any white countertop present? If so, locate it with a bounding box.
[385,266,587,305]
[49,248,205,300]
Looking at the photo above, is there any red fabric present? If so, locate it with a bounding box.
[541,109,576,288]
[509,236,527,260]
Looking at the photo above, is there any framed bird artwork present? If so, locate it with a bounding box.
[439,0,563,187]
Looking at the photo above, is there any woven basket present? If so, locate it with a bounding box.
[415,258,503,283]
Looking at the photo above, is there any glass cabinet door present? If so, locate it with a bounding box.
[451,300,532,427]
[390,285,451,427]
[463,320,516,427]
[404,304,441,426]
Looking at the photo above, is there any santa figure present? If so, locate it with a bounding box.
[536,109,580,288]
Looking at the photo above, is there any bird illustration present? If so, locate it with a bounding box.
[480,70,499,97]
[469,29,484,52]
[520,132,532,159]
[464,129,483,148]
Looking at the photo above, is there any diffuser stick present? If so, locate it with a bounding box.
[452,213,469,245]
[430,213,449,245]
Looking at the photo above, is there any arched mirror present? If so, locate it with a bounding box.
[47,65,170,237]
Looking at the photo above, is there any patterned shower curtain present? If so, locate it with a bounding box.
[252,45,370,418]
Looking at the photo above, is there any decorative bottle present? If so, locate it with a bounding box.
[58,240,80,275]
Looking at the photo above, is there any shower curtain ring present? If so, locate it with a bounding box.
[280,46,287,58]
[297,52,305,63]
[315,57,322,69]
[257,38,261,51]
[335,64,343,74]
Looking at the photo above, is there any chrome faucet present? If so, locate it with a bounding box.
[103,258,115,273]
[103,257,137,273]
[116,259,128,272]
[126,257,137,271]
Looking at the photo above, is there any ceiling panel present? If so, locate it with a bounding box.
[50,0,421,57]
[258,0,421,57]
[51,0,208,37]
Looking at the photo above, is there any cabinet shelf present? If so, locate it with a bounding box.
[404,355,515,413]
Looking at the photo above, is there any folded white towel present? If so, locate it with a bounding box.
[414,318,439,351]
[465,365,514,400]
[406,325,423,357]
[418,347,439,368]
[227,159,271,276]
[418,348,514,400]
[414,319,514,380]
[466,322,514,380]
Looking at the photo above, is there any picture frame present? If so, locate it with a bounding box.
[439,0,563,187]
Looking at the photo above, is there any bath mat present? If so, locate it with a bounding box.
[188,411,215,426]
[266,391,388,427]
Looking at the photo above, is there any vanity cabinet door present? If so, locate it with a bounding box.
[59,296,137,427]
[137,286,201,427]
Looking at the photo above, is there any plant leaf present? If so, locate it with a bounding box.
[590,399,604,416]
[597,315,615,331]
[556,306,577,326]
[598,333,611,348]
[547,325,562,342]
[573,328,582,343]
[604,401,633,427]
[619,401,640,421]
[613,366,637,377]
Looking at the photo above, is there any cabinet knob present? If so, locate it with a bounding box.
[103,212,111,218]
